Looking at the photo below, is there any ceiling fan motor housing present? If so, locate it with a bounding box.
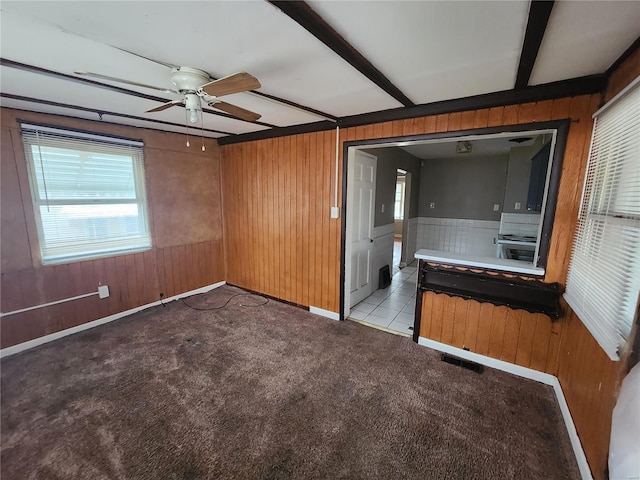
[184,93,201,112]
[171,67,210,94]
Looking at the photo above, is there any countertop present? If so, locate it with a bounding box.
[414,249,545,276]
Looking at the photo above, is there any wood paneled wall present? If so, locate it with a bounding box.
[1,109,225,348]
[1,240,224,348]
[557,309,625,479]
[419,292,563,374]
[221,133,341,311]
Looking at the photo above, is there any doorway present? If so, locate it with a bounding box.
[394,169,412,273]
[344,149,416,337]
[344,149,377,315]
[341,122,569,341]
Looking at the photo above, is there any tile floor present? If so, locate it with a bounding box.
[348,255,419,337]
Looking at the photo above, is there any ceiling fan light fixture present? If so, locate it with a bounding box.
[189,108,200,124]
[184,93,202,124]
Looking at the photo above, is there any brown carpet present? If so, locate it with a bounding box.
[1,285,580,479]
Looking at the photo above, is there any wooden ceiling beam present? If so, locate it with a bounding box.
[515,1,555,89]
[268,0,415,107]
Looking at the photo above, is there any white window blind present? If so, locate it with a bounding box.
[21,124,151,264]
[564,77,640,361]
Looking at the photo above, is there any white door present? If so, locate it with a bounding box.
[346,149,377,309]
[400,172,412,267]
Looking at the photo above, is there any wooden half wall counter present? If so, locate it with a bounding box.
[0,108,225,348]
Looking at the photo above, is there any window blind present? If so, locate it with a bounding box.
[21,124,151,264]
[564,77,640,361]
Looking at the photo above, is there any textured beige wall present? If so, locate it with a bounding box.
[0,107,223,270]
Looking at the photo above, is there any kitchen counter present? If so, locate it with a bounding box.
[414,249,545,276]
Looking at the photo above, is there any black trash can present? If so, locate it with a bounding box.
[379,265,391,289]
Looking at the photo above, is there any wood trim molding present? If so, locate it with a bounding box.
[267,1,414,107]
[219,75,605,145]
[1,93,233,136]
[515,0,555,88]
[605,35,640,77]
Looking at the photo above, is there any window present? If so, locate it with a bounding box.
[564,77,640,361]
[394,177,405,220]
[21,124,151,264]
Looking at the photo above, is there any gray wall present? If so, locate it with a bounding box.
[417,155,509,221]
[503,137,546,213]
[362,147,421,227]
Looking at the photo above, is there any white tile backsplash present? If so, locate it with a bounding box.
[416,217,499,257]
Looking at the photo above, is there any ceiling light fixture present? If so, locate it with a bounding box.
[509,137,533,144]
[456,141,472,154]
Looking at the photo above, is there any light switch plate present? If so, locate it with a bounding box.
[381,204,385,213]
[493,204,500,211]
[330,206,339,219]
[515,202,521,210]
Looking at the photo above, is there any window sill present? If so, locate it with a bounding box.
[41,245,152,266]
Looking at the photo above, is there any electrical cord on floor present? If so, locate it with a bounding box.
[181,293,268,311]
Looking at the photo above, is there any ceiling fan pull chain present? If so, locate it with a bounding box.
[200,113,206,152]
[185,109,191,148]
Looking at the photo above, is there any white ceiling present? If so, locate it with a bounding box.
[530,0,640,85]
[308,0,530,104]
[1,1,638,140]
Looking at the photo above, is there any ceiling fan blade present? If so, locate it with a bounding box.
[209,100,261,122]
[200,72,261,97]
[74,71,177,93]
[146,100,183,113]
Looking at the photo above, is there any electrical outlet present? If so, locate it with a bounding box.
[430,202,435,209]
[381,204,385,213]
[493,204,500,211]
[98,285,110,299]
[515,202,521,210]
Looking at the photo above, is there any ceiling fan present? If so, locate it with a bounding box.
[74,66,262,123]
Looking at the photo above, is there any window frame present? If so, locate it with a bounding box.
[21,123,152,265]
